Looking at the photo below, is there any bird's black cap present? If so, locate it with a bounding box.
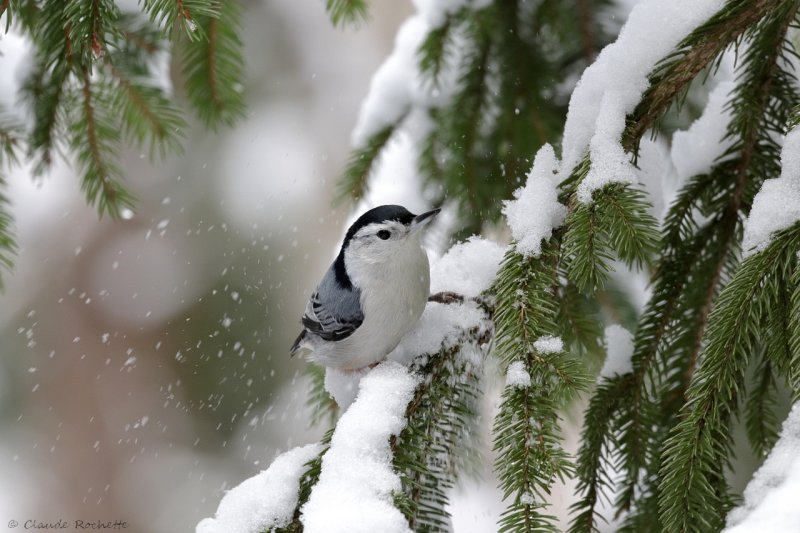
[342,205,415,247]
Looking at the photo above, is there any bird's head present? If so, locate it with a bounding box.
[341,205,440,265]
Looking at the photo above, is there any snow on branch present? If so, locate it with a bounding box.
[351,0,468,150]
[741,126,800,257]
[196,443,324,533]
[502,144,567,257]
[669,79,736,185]
[598,324,633,380]
[724,402,800,533]
[557,0,724,202]
[301,362,420,533]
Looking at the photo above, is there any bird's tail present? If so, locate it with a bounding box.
[289,330,306,357]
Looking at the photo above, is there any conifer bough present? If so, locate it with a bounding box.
[0,0,245,285]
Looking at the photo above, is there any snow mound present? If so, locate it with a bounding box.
[599,325,634,380]
[724,402,800,532]
[505,361,531,388]
[430,236,506,298]
[742,127,800,257]
[558,0,725,203]
[502,144,567,257]
[196,443,323,533]
[302,361,419,533]
[670,80,736,183]
[533,335,564,354]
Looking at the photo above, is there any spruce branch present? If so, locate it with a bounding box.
[568,374,632,533]
[335,122,399,204]
[658,223,800,532]
[104,59,186,158]
[492,245,590,532]
[562,183,658,293]
[744,357,781,458]
[0,172,15,283]
[598,4,800,527]
[0,112,23,281]
[562,199,614,293]
[622,0,782,152]
[64,0,121,65]
[324,0,369,28]
[25,66,68,176]
[392,293,492,531]
[790,262,800,394]
[418,14,462,86]
[305,364,339,428]
[143,0,220,40]
[181,0,246,128]
[393,340,485,531]
[434,19,491,223]
[73,68,133,217]
[555,281,604,362]
[2,0,39,31]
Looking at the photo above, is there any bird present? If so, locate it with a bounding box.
[290,204,440,370]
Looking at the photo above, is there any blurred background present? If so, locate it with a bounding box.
[0,2,425,532]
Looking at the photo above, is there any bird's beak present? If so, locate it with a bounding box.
[410,208,441,233]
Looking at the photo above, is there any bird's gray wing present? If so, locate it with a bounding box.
[300,266,364,342]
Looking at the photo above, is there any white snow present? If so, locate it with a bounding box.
[632,138,677,224]
[502,144,568,257]
[391,301,488,366]
[351,17,430,148]
[350,1,466,149]
[533,335,564,354]
[724,402,800,533]
[196,443,323,533]
[599,325,634,380]
[670,80,736,183]
[558,0,725,202]
[301,361,419,533]
[324,366,369,410]
[430,236,506,298]
[505,361,531,388]
[741,127,800,257]
[0,30,34,124]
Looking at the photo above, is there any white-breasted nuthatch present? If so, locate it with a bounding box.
[290,204,440,370]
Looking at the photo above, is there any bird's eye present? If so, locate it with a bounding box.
[377,230,391,240]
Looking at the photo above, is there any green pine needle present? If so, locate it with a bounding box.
[305,364,339,428]
[658,224,800,531]
[335,122,398,204]
[143,0,220,41]
[71,70,134,218]
[492,246,590,532]
[181,0,246,129]
[324,0,369,28]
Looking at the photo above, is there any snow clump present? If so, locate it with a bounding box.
[502,144,567,257]
[556,0,725,203]
[301,362,419,533]
[533,335,564,354]
[599,325,634,380]
[196,443,323,533]
[724,402,800,532]
[505,361,531,388]
[741,127,800,257]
